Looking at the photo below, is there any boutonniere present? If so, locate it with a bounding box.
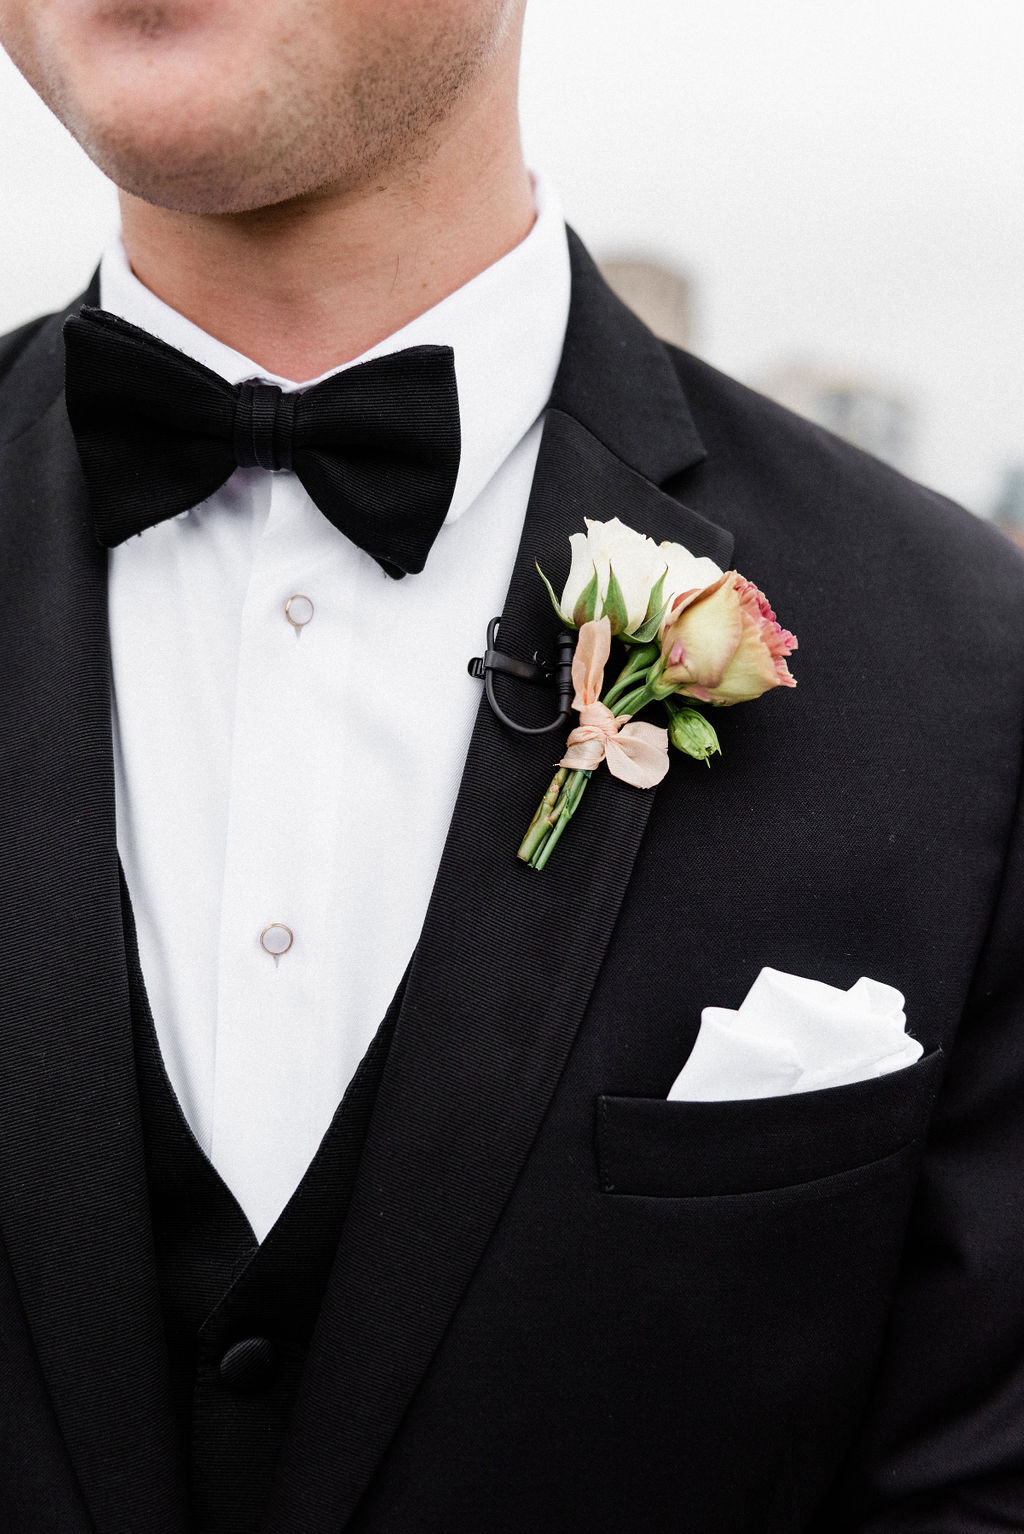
[518,517,798,870]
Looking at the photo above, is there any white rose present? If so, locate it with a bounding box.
[558,517,668,635]
[541,518,726,640]
[658,539,724,616]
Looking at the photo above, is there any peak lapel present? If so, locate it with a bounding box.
[0,308,188,1532]
[264,237,734,1531]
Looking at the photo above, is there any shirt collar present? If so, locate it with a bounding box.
[98,175,571,526]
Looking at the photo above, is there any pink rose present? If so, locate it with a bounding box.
[658,572,797,705]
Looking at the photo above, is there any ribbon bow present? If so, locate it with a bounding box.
[559,618,669,788]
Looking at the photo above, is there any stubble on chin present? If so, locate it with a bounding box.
[21,1,511,217]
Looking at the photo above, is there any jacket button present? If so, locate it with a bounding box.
[219,1336,279,1392]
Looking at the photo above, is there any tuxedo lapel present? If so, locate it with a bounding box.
[264,236,735,1532]
[0,308,189,1532]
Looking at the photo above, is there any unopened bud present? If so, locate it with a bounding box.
[666,702,721,763]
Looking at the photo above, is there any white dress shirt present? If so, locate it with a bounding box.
[104,179,571,1241]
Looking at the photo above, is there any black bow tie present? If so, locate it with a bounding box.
[62,306,461,578]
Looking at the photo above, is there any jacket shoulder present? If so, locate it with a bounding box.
[0,307,76,448]
[0,312,56,382]
[666,343,1024,611]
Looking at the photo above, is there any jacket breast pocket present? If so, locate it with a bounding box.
[596,1046,944,1197]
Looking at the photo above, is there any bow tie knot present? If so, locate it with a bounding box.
[234,381,297,473]
[63,306,462,578]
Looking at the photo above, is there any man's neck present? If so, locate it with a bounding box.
[117,92,535,380]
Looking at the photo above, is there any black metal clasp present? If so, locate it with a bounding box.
[468,617,575,735]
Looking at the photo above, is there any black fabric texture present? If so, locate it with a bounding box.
[597,1045,944,1196]
[122,872,403,1534]
[1,234,1024,1531]
[62,305,461,576]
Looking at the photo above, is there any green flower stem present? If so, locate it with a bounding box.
[517,767,569,864]
[524,767,565,837]
[609,680,658,717]
[601,643,659,710]
[531,769,592,871]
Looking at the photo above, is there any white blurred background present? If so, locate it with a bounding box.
[2,0,1022,528]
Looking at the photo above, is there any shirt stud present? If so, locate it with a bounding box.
[285,594,314,635]
[260,924,294,967]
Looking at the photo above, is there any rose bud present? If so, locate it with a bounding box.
[656,572,797,705]
[559,516,670,634]
[665,701,721,762]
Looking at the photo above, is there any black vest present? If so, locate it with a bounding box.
[122,881,400,1534]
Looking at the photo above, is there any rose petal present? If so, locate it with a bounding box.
[709,611,792,704]
[585,518,668,632]
[659,540,724,607]
[560,531,595,617]
[662,576,743,689]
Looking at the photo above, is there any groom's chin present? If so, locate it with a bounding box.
[1,0,526,216]
[64,96,315,217]
[0,0,318,213]
[49,93,293,215]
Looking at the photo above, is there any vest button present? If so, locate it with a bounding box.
[219,1336,279,1392]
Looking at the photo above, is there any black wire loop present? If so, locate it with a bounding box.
[468,617,575,735]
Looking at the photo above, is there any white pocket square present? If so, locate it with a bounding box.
[668,967,923,1102]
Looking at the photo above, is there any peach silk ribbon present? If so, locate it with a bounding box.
[558,618,670,788]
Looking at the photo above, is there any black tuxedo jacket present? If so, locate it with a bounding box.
[2,234,1024,1533]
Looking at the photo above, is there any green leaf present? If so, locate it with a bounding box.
[536,562,571,626]
[601,565,630,635]
[572,567,600,627]
[628,595,671,645]
[643,566,668,624]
